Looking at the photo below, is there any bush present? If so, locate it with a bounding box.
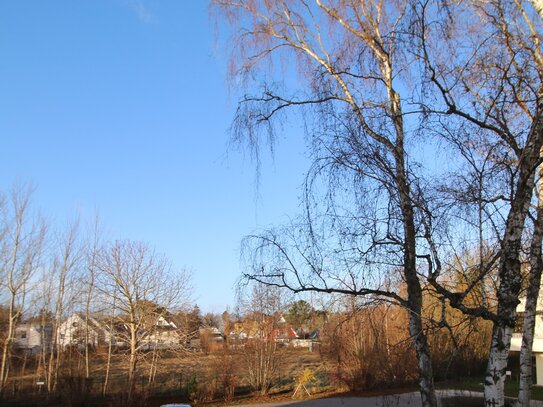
[58,376,93,407]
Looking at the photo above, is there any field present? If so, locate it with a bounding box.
[0,347,336,406]
[3,347,539,407]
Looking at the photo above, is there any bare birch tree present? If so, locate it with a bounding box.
[0,186,46,396]
[517,171,543,407]
[46,219,82,393]
[213,0,451,404]
[83,215,102,379]
[412,1,543,405]
[516,5,543,406]
[214,1,543,406]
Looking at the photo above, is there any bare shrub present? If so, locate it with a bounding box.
[209,351,238,403]
[321,303,417,391]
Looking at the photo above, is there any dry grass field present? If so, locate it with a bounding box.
[1,347,336,406]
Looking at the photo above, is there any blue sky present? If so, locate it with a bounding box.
[0,1,309,312]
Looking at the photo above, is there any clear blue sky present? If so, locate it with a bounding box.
[0,1,309,312]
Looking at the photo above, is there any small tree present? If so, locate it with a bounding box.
[47,219,82,393]
[286,300,314,334]
[0,186,46,396]
[96,240,190,405]
[240,283,285,395]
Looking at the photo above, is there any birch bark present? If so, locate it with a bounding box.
[517,208,543,405]
[517,6,543,406]
[484,93,543,407]
[516,158,543,406]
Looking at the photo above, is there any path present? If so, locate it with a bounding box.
[229,390,543,407]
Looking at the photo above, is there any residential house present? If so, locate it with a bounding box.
[269,316,298,346]
[58,313,116,348]
[189,326,224,350]
[14,322,53,355]
[227,315,300,348]
[291,329,319,351]
[142,315,183,350]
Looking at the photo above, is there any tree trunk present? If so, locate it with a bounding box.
[84,300,91,379]
[102,315,114,397]
[408,308,437,407]
[0,213,25,396]
[396,135,438,407]
[49,283,65,393]
[127,326,138,405]
[0,314,16,395]
[148,346,158,387]
[485,92,543,407]
[517,169,543,407]
[486,323,513,407]
[85,226,98,379]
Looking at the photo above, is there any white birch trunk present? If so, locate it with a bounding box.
[47,221,79,393]
[127,324,138,405]
[102,295,115,398]
[84,259,95,379]
[485,324,513,407]
[517,165,543,406]
[84,216,100,379]
[0,189,44,395]
[0,302,17,394]
[485,89,543,407]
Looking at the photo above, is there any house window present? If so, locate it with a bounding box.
[20,332,27,339]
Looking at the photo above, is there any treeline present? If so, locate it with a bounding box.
[0,185,191,405]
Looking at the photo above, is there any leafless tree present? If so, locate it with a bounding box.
[412,1,543,404]
[102,293,116,397]
[46,219,82,393]
[213,0,456,403]
[82,215,102,380]
[239,283,285,395]
[96,239,190,405]
[512,6,543,406]
[0,185,46,396]
[513,162,543,407]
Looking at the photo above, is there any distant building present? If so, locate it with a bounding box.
[58,313,117,348]
[190,326,224,350]
[143,315,183,350]
[226,315,308,348]
[14,323,52,354]
[58,313,125,347]
[269,326,298,345]
[291,330,319,351]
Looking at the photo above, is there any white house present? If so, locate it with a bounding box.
[58,313,116,348]
[14,322,52,354]
[58,312,185,350]
[142,315,182,349]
